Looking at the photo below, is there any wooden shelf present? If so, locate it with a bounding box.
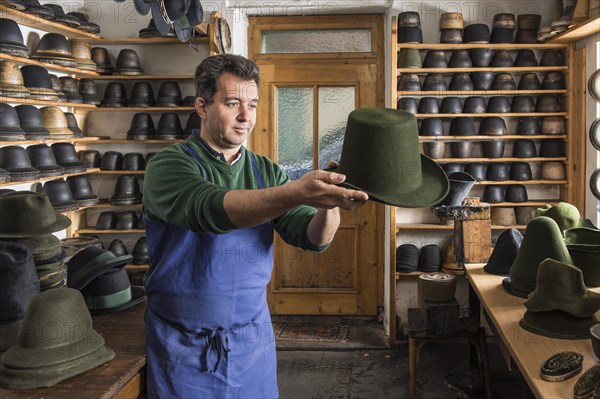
[419,135,567,141]
[397,90,568,96]
[0,137,102,146]
[89,75,192,80]
[76,229,145,234]
[85,36,209,45]
[395,223,531,232]
[474,180,567,185]
[96,170,145,175]
[0,53,99,76]
[0,168,100,187]
[90,106,194,112]
[125,264,149,270]
[82,139,185,144]
[548,16,600,43]
[0,5,101,39]
[394,42,569,50]
[0,97,98,108]
[80,199,142,208]
[415,112,568,118]
[397,66,568,74]
[432,157,567,163]
[396,269,465,278]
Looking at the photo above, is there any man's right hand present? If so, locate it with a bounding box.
[292,169,369,211]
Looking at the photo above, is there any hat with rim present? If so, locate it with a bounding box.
[564,227,600,287]
[484,228,523,276]
[334,108,449,207]
[81,267,145,315]
[0,288,115,389]
[535,202,584,232]
[0,191,71,238]
[67,245,133,290]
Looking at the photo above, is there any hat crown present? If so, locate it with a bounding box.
[0,191,71,237]
[536,202,582,231]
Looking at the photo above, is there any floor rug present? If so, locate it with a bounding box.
[274,322,349,342]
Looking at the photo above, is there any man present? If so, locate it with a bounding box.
[143,54,368,398]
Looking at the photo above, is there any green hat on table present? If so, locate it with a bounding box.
[535,202,584,232]
[335,108,449,208]
[564,226,600,287]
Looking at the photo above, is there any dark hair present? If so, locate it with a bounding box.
[194,54,260,104]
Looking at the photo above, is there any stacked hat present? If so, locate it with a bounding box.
[418,244,442,272]
[129,81,155,107]
[61,236,103,262]
[66,174,99,207]
[535,202,584,231]
[564,227,600,287]
[90,47,113,75]
[127,112,156,140]
[156,81,183,106]
[131,236,148,265]
[0,18,29,58]
[0,288,115,389]
[41,106,75,139]
[396,243,419,272]
[21,65,58,101]
[67,245,145,314]
[397,12,422,43]
[520,259,600,339]
[0,145,39,181]
[0,241,40,351]
[15,104,50,140]
[516,14,541,43]
[51,142,87,173]
[69,39,97,71]
[156,112,183,140]
[114,48,143,75]
[48,73,67,102]
[101,81,128,107]
[439,12,463,44]
[79,78,101,105]
[0,61,30,99]
[484,228,523,275]
[490,13,515,43]
[0,191,72,290]
[45,4,80,27]
[502,216,574,298]
[109,175,143,205]
[0,103,26,141]
[26,144,65,178]
[30,33,77,68]
[67,12,101,35]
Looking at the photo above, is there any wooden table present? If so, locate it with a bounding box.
[0,300,147,399]
[465,263,598,399]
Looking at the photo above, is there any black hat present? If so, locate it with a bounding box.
[45,4,80,27]
[490,50,513,67]
[397,97,417,114]
[518,73,542,90]
[486,96,511,113]
[510,162,533,181]
[440,97,463,114]
[397,74,421,92]
[14,104,50,139]
[0,145,39,181]
[90,47,113,75]
[464,163,486,181]
[42,178,79,212]
[0,103,26,141]
[107,239,128,257]
[122,152,145,171]
[490,27,514,43]
[0,18,29,58]
[131,236,148,265]
[110,175,142,205]
[64,112,82,137]
[511,96,536,113]
[505,184,528,202]
[184,112,201,135]
[66,175,99,207]
[443,163,463,175]
[482,185,505,203]
[486,162,510,181]
[418,244,442,272]
[514,50,538,67]
[469,48,494,67]
[491,73,516,90]
[512,139,537,158]
[156,81,183,107]
[96,211,117,230]
[484,228,523,275]
[79,78,101,105]
[397,27,423,43]
[422,73,447,91]
[78,149,101,168]
[417,97,439,114]
[448,50,472,68]
[30,33,76,68]
[80,268,145,315]
[128,81,155,107]
[422,50,447,68]
[115,210,139,230]
[449,73,474,91]
[156,112,183,140]
[517,117,541,135]
[101,82,128,107]
[540,139,566,157]
[470,71,495,90]
[26,144,65,178]
[114,48,143,75]
[51,142,86,173]
[67,245,132,291]
[396,243,419,272]
[463,24,490,43]
[67,12,101,34]
[127,112,156,140]
[99,151,123,170]
[462,96,486,114]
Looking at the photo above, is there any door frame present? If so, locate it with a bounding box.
[247,14,394,342]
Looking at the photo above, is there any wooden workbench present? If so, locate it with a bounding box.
[465,263,599,399]
[0,300,147,399]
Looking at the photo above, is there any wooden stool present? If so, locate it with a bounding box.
[407,308,493,399]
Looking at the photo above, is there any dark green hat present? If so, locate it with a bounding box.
[502,216,573,298]
[10,233,63,262]
[81,268,145,314]
[0,191,71,238]
[564,227,600,287]
[0,288,115,389]
[336,108,449,208]
[535,202,584,231]
[67,245,133,290]
[519,309,597,340]
[524,259,600,317]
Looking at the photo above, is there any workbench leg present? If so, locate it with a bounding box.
[479,328,493,399]
[409,336,417,399]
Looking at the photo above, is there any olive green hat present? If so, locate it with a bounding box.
[535,202,584,231]
[519,259,600,340]
[67,245,133,291]
[10,233,63,262]
[0,191,71,238]
[0,288,115,389]
[564,227,600,287]
[336,108,449,208]
[502,216,573,298]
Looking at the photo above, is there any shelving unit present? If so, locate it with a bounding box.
[390,16,581,276]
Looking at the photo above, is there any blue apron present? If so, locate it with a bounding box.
[144,143,278,399]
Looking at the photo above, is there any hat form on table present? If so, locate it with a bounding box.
[0,288,115,389]
[0,241,40,352]
[535,202,584,232]
[335,108,449,208]
[502,216,573,298]
[483,228,523,276]
[519,259,600,340]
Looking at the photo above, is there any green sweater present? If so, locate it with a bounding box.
[143,135,327,252]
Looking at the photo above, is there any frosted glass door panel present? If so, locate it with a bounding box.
[318,87,355,170]
[261,29,371,54]
[277,87,313,180]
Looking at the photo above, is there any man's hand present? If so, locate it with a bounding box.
[293,167,369,211]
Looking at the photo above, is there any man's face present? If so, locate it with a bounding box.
[195,72,259,152]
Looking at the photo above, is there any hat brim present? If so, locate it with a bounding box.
[68,253,134,290]
[0,212,71,238]
[519,310,596,340]
[87,286,146,315]
[501,277,530,298]
[335,154,449,208]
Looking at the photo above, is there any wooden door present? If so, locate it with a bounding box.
[248,15,385,315]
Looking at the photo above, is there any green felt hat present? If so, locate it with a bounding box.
[519,309,597,340]
[564,227,600,287]
[10,233,63,262]
[502,216,573,298]
[524,259,600,317]
[0,288,115,389]
[336,108,449,208]
[535,202,584,232]
[67,245,133,291]
[0,191,71,238]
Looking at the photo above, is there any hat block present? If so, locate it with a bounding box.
[0,288,115,389]
[484,228,523,276]
[336,108,449,208]
[503,216,573,298]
